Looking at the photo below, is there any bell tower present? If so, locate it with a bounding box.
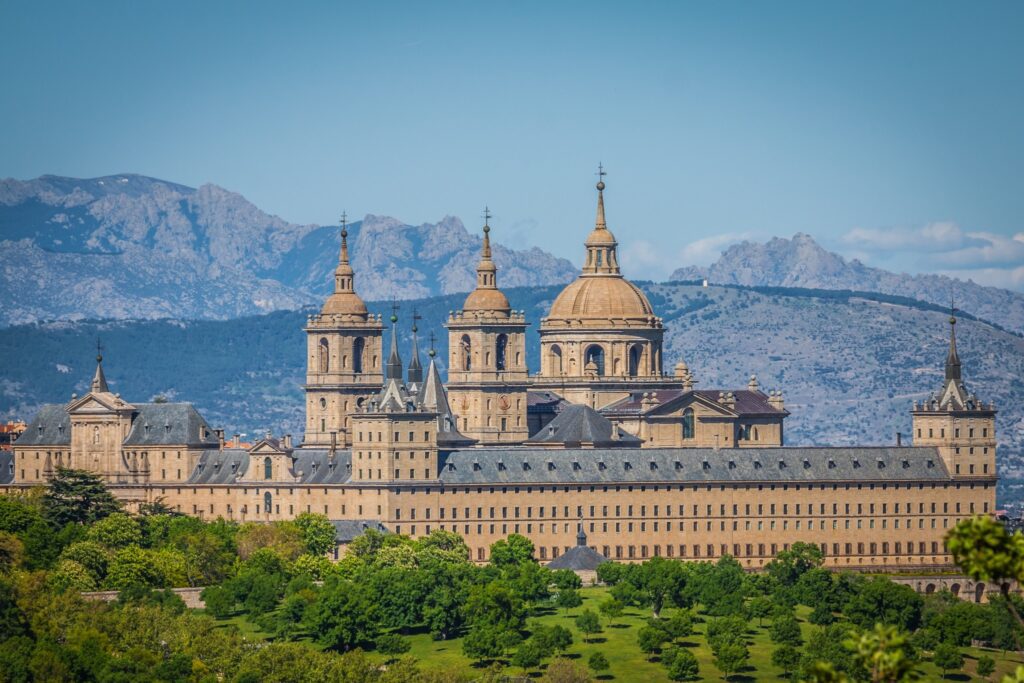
[912,308,997,480]
[445,210,529,444]
[303,214,384,447]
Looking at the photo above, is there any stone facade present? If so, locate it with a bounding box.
[2,174,1000,573]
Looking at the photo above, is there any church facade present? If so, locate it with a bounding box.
[2,176,998,571]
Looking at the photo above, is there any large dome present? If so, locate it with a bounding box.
[463,287,510,314]
[321,290,368,317]
[548,276,654,321]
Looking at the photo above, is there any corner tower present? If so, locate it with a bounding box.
[303,215,384,448]
[912,309,997,480]
[445,211,529,443]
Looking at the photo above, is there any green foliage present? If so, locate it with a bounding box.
[637,625,666,658]
[41,469,121,527]
[748,595,773,625]
[766,542,824,588]
[48,558,97,591]
[700,556,747,616]
[769,614,803,647]
[663,646,699,681]
[713,641,750,678]
[376,633,411,657]
[598,597,624,623]
[976,654,995,679]
[574,608,601,642]
[511,638,544,671]
[932,642,963,677]
[106,545,166,589]
[488,533,535,567]
[843,577,923,632]
[86,512,142,548]
[772,644,801,678]
[532,623,573,655]
[847,623,918,683]
[551,568,583,590]
[588,650,610,674]
[201,584,236,618]
[59,540,109,583]
[306,577,379,651]
[293,512,336,557]
[556,587,583,612]
[706,616,748,651]
[596,560,625,585]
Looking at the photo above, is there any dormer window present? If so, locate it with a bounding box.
[547,460,555,471]
[447,462,455,472]
[827,458,836,469]
[778,459,785,469]
[674,460,682,470]
[522,461,530,471]
[728,460,736,469]
[623,461,632,471]
[753,460,762,469]
[572,460,581,471]
[472,460,481,471]
[902,459,910,469]
[802,459,811,469]
[852,458,861,468]
[598,460,607,471]
[649,461,657,470]
[701,460,710,470]
[497,461,506,471]
[876,458,885,469]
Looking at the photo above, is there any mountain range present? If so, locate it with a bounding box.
[672,234,1024,335]
[0,174,577,326]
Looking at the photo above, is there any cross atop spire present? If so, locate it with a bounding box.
[428,331,437,358]
[91,338,109,393]
[594,163,607,230]
[338,211,350,265]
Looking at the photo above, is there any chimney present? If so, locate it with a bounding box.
[215,429,225,451]
[896,432,902,447]
[330,431,337,456]
[283,434,293,449]
[232,433,240,448]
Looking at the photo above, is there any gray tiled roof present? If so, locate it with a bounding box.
[186,447,352,485]
[331,519,389,543]
[548,545,609,571]
[187,448,250,484]
[602,389,788,417]
[438,446,950,485]
[526,404,642,447]
[123,404,219,447]
[13,405,71,446]
[0,451,13,485]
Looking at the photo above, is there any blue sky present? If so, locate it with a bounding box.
[2,1,1022,286]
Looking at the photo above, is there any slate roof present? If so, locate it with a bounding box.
[438,446,950,485]
[0,450,13,485]
[13,405,71,446]
[527,391,569,414]
[331,519,389,543]
[187,448,352,485]
[123,404,219,447]
[602,389,787,417]
[526,404,642,447]
[548,544,609,571]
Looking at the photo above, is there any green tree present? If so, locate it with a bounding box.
[306,578,380,651]
[293,513,336,557]
[0,532,24,572]
[635,557,689,617]
[848,623,918,683]
[375,633,411,658]
[463,622,521,663]
[713,642,749,680]
[589,651,610,676]
[598,597,624,624]
[556,587,583,613]
[748,595,773,626]
[766,542,824,587]
[701,556,747,616]
[489,534,535,567]
[638,625,667,660]
[41,469,121,527]
[809,601,836,625]
[105,546,165,589]
[931,643,962,679]
[772,644,801,679]
[844,577,923,631]
[552,569,583,590]
[575,608,601,643]
[664,646,700,681]
[59,540,109,583]
[48,558,97,591]
[511,639,544,672]
[947,516,1024,636]
[533,623,573,656]
[706,616,747,651]
[200,584,235,618]
[542,657,591,683]
[86,512,142,548]
[769,614,803,647]
[976,655,995,680]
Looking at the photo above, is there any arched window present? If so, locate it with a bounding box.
[263,491,272,513]
[461,335,472,371]
[628,345,641,377]
[264,457,273,480]
[318,338,329,373]
[550,345,563,375]
[584,345,605,376]
[682,408,695,440]
[496,334,508,371]
[353,337,364,374]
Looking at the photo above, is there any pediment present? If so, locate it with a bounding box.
[249,439,291,457]
[645,392,737,418]
[67,393,121,414]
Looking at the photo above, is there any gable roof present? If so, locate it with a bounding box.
[331,519,389,543]
[526,404,641,447]
[602,389,788,418]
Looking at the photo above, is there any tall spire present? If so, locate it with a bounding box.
[582,164,620,275]
[461,207,511,315]
[595,163,607,231]
[386,302,403,381]
[946,299,961,381]
[91,338,109,393]
[407,308,423,385]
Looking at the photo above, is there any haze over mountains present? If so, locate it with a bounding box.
[0,174,577,326]
[673,234,1024,335]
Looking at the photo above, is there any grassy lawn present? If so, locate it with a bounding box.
[202,587,1024,681]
